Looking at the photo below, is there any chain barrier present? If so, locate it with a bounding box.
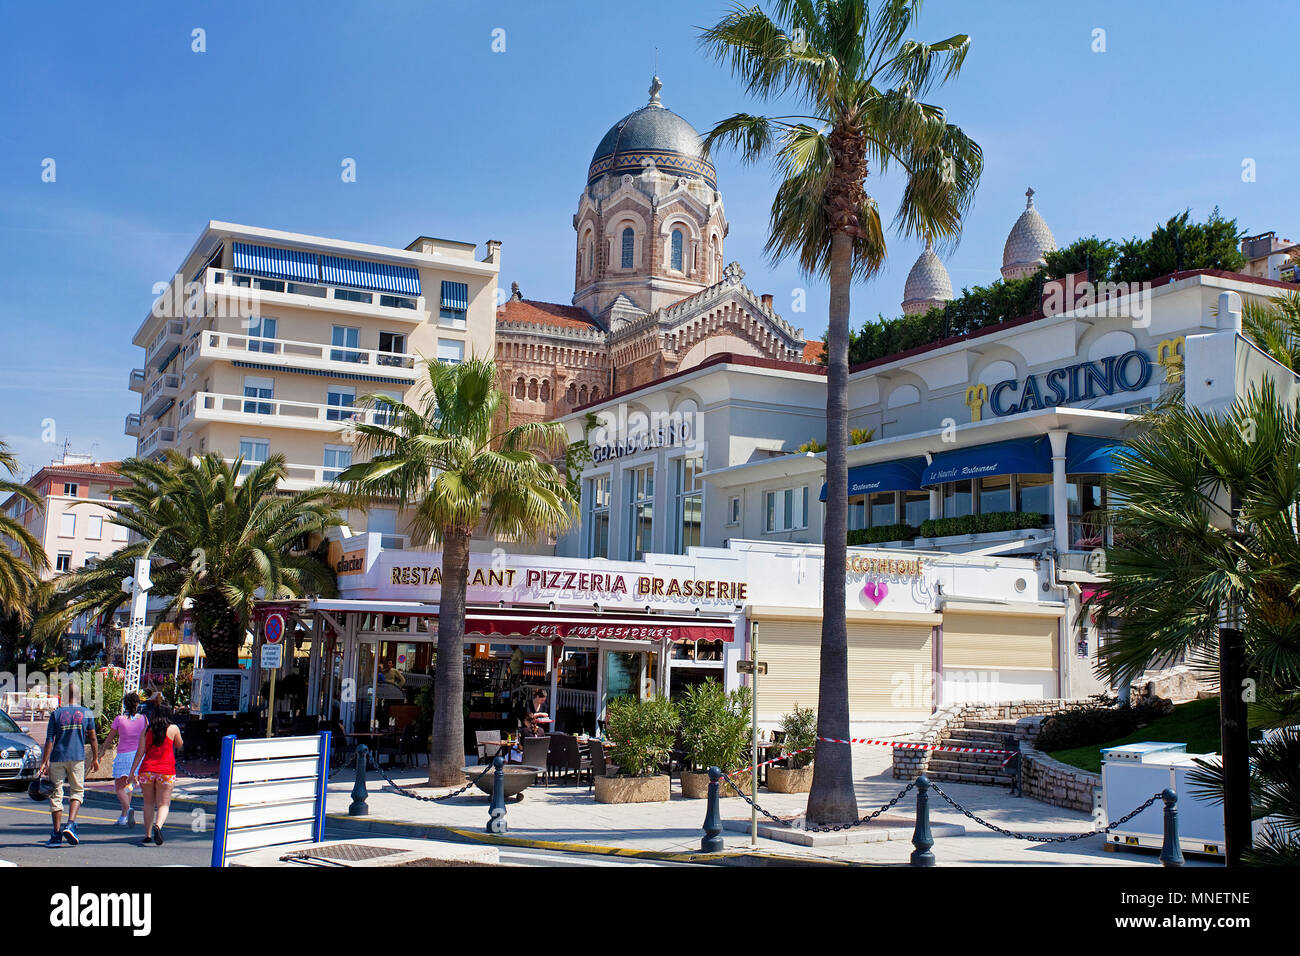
[928,780,1162,844]
[719,771,916,833]
[369,754,496,803]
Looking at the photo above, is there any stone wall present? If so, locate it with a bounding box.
[1020,750,1101,813]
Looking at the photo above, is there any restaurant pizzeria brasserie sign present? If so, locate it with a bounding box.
[386,563,747,603]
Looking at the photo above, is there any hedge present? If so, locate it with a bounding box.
[847,524,919,546]
[918,511,1046,539]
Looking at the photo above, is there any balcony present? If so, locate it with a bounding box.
[128,368,147,392]
[195,268,428,324]
[223,459,333,492]
[180,391,388,432]
[145,320,185,368]
[184,329,418,380]
[139,426,177,458]
[124,413,142,437]
[142,372,181,417]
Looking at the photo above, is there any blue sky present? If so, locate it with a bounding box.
[0,0,1294,475]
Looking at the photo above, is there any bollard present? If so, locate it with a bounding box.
[1159,788,1185,867]
[487,756,508,834]
[910,775,935,867]
[348,745,369,817]
[701,766,724,853]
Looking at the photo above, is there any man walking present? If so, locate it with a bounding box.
[37,679,99,847]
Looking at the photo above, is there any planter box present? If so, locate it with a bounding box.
[87,744,117,781]
[766,764,814,793]
[594,774,671,804]
[679,769,740,799]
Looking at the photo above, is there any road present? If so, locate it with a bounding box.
[0,790,687,867]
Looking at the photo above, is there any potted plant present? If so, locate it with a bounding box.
[767,705,816,793]
[594,694,678,804]
[678,679,752,798]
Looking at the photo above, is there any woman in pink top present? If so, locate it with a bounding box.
[102,692,147,827]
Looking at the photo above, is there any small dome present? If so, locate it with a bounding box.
[901,239,953,314]
[1001,187,1056,280]
[587,76,716,189]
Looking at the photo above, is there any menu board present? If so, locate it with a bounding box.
[193,668,250,715]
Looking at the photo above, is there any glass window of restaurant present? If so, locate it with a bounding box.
[942,474,1053,518]
[1068,475,1108,549]
[628,465,654,559]
[675,455,703,553]
[848,488,929,535]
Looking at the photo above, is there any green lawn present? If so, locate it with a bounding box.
[1046,697,1223,774]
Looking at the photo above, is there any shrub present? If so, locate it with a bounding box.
[91,668,125,739]
[848,524,918,546]
[919,511,1045,539]
[849,427,875,446]
[678,679,751,772]
[796,437,827,453]
[1036,696,1173,752]
[605,694,679,778]
[779,705,817,769]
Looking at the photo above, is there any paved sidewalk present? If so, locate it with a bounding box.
[134,745,1214,866]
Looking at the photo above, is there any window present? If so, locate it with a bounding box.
[764,486,808,533]
[1016,474,1054,516]
[372,390,402,426]
[56,552,72,572]
[380,294,417,310]
[848,496,867,531]
[330,326,362,363]
[439,281,468,328]
[942,479,974,518]
[242,375,274,415]
[83,553,97,566]
[728,496,741,526]
[238,438,270,477]
[326,386,357,422]
[670,229,684,272]
[1068,476,1107,549]
[676,456,703,553]
[323,445,353,482]
[869,491,896,527]
[62,482,78,497]
[112,523,129,542]
[628,466,654,559]
[60,513,76,537]
[978,475,1012,514]
[252,277,284,293]
[287,282,326,298]
[377,331,406,364]
[620,227,635,269]
[437,339,464,365]
[902,490,929,527]
[246,316,277,353]
[333,288,372,304]
[85,515,103,539]
[587,476,610,559]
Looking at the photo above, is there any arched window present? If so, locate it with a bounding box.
[670,229,684,272]
[528,378,538,401]
[540,380,551,402]
[515,377,525,399]
[579,385,589,405]
[586,238,594,277]
[590,386,600,401]
[567,383,577,405]
[620,227,635,269]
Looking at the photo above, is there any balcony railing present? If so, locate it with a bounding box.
[142,372,181,416]
[181,391,385,432]
[195,268,427,322]
[223,458,335,491]
[184,329,417,378]
[139,426,177,457]
[128,368,147,392]
[146,320,185,367]
[124,413,142,437]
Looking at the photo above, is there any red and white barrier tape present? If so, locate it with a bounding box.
[815,735,1017,757]
[728,744,814,779]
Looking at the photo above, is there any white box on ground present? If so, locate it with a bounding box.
[1101,742,1225,857]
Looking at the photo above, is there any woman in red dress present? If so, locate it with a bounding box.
[130,703,183,846]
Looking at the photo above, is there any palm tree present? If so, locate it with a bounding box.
[701,0,982,823]
[336,357,576,786]
[1241,290,1300,371]
[1094,384,1300,864]
[0,440,48,624]
[37,453,340,668]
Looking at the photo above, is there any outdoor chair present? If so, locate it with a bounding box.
[547,734,581,784]
[520,736,550,785]
[584,740,608,791]
[475,730,501,764]
[397,725,426,768]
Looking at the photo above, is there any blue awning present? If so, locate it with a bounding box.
[232,242,319,283]
[1066,434,1127,474]
[440,281,469,311]
[320,255,421,296]
[819,457,926,501]
[922,437,1051,486]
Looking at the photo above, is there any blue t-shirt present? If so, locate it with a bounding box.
[46,706,95,763]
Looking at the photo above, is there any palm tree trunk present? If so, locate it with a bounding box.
[429,528,471,786]
[807,226,859,825]
[193,592,242,669]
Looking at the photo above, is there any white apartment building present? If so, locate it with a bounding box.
[127,222,500,545]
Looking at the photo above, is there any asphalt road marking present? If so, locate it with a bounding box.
[0,802,190,829]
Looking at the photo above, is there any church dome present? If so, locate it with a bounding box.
[901,239,953,315]
[587,77,717,189]
[1001,187,1056,280]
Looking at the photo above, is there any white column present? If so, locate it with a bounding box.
[1048,429,1069,552]
[928,488,942,521]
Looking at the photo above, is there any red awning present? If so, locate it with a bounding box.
[463,613,733,643]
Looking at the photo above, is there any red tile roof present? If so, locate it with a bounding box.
[802,340,825,364]
[41,461,126,479]
[497,298,603,332]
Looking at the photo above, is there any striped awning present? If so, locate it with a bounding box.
[232,242,319,283]
[440,281,469,311]
[320,255,421,296]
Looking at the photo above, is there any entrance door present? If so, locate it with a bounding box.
[354,639,380,731]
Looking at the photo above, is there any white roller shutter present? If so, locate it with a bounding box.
[941,612,1058,672]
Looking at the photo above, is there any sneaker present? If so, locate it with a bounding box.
[114,814,128,827]
[43,831,63,848]
[152,825,164,846]
[62,822,79,846]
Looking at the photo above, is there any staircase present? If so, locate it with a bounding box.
[925,719,1020,787]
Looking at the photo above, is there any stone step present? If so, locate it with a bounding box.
[925,768,1016,787]
[927,753,1014,771]
[942,729,1017,748]
[961,719,1024,734]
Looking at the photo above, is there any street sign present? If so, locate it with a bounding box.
[264,612,285,644]
[736,660,767,675]
[260,644,283,669]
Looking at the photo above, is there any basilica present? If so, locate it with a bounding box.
[494,77,822,426]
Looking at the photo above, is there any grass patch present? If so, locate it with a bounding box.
[1046,697,1222,774]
